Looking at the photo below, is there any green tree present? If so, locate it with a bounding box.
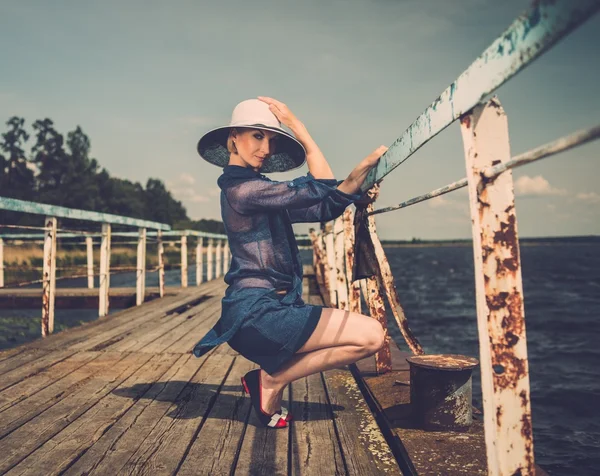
[145,178,188,226]
[0,117,33,199]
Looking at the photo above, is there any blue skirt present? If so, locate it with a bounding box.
[227,290,324,374]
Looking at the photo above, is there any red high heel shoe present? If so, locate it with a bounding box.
[241,369,292,428]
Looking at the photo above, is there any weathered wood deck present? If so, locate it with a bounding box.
[0,276,402,475]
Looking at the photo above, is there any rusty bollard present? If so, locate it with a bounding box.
[406,354,479,432]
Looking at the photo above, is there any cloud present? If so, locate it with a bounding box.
[514,175,567,197]
[575,192,600,204]
[167,175,208,204]
[428,196,451,208]
[178,173,195,185]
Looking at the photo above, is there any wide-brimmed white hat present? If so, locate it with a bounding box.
[197,99,306,173]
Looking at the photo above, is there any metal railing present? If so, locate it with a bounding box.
[309,2,600,475]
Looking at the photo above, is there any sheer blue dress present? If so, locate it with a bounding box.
[192,165,361,374]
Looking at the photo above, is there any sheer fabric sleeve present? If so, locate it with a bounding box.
[224,173,360,217]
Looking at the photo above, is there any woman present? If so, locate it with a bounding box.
[194,97,387,428]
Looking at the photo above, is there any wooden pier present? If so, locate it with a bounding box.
[0,273,402,475]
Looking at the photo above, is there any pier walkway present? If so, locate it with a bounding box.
[0,273,401,475]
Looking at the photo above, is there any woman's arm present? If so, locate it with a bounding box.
[337,145,387,195]
[258,96,334,180]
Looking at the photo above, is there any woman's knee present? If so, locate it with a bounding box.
[360,318,386,355]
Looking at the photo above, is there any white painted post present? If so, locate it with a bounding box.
[215,239,222,279]
[460,98,534,476]
[180,234,188,288]
[207,239,214,281]
[41,217,57,336]
[196,238,203,286]
[333,217,348,310]
[99,223,111,317]
[136,227,147,305]
[223,240,229,276]
[157,230,165,298]
[343,209,361,314]
[0,238,4,288]
[86,236,94,289]
[323,222,337,307]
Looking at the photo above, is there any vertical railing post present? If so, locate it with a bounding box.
[0,238,4,288]
[180,234,188,288]
[309,229,330,307]
[333,217,348,310]
[460,97,534,476]
[136,227,147,305]
[223,240,230,276]
[215,239,222,279]
[157,229,165,298]
[196,237,203,286]
[41,217,57,336]
[99,223,111,317]
[86,235,94,289]
[343,209,361,314]
[323,222,337,307]
[207,239,214,281]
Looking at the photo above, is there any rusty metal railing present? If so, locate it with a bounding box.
[308,2,600,475]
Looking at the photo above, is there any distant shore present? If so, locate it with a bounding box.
[378,235,600,248]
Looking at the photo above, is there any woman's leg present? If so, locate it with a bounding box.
[259,308,385,413]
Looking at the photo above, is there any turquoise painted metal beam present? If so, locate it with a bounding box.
[0,196,171,230]
[362,0,600,191]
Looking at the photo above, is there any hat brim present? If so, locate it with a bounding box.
[197,125,306,173]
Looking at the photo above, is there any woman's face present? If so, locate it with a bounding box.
[229,128,277,170]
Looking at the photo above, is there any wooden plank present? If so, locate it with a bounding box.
[61,352,210,475]
[322,369,402,475]
[118,349,235,474]
[0,349,76,392]
[5,353,180,476]
[177,356,255,475]
[234,385,290,475]
[290,373,346,476]
[0,351,99,412]
[0,351,153,473]
[139,297,222,354]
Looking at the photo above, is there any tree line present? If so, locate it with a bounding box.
[0,117,223,233]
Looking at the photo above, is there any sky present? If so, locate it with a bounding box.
[0,0,598,240]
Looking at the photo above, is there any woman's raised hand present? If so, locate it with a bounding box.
[363,145,388,168]
[258,97,302,130]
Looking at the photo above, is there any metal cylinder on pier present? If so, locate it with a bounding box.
[407,354,479,432]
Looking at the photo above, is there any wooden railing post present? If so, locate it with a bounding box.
[181,234,188,288]
[99,223,111,317]
[460,97,534,476]
[223,240,229,276]
[323,222,337,307]
[157,230,165,298]
[343,209,361,314]
[333,217,348,310]
[41,217,57,336]
[86,236,94,289]
[207,239,214,281]
[136,227,147,305]
[216,239,222,279]
[196,238,203,286]
[0,238,4,288]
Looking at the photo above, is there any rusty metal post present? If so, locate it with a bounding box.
[86,236,94,289]
[407,354,479,431]
[309,228,330,306]
[157,230,165,298]
[365,188,424,356]
[136,227,147,305]
[0,238,4,288]
[323,222,337,307]
[216,239,223,279]
[196,238,203,286]
[343,208,361,313]
[41,217,57,336]
[333,217,348,310]
[460,97,534,475]
[207,238,214,281]
[180,234,188,288]
[365,275,392,373]
[99,223,111,317]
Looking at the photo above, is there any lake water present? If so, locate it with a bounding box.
[1,243,599,474]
